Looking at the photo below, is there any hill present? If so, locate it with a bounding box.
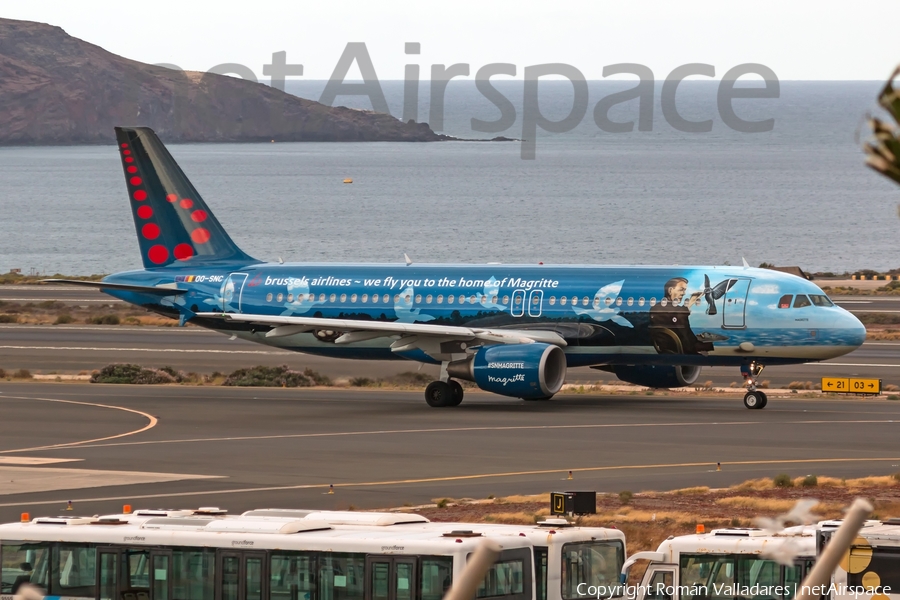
[0,18,450,144]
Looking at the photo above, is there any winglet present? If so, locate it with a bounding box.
[742,257,750,269]
[404,253,413,266]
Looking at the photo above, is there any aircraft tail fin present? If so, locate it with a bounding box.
[115,127,256,269]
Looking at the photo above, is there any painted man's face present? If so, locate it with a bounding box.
[668,281,687,304]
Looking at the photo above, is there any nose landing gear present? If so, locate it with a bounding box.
[741,361,767,409]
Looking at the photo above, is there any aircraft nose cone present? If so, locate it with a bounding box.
[841,309,867,349]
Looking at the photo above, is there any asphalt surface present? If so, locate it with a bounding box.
[0,383,898,523]
[1,324,898,388]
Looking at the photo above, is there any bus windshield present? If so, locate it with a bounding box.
[679,554,809,600]
[561,541,624,599]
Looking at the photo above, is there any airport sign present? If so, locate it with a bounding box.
[821,377,881,394]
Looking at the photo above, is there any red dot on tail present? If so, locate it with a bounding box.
[147,245,168,264]
[127,165,137,173]
[137,205,153,219]
[130,176,142,186]
[133,190,147,201]
[123,150,131,155]
[191,228,210,244]
[142,223,160,240]
[180,198,194,209]
[165,193,177,203]
[174,243,194,260]
[121,143,128,148]
[191,209,208,222]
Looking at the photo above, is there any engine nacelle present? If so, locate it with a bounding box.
[613,365,701,388]
[448,343,567,399]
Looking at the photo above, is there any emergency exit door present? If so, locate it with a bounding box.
[217,551,267,600]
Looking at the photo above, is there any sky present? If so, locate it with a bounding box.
[4,0,900,81]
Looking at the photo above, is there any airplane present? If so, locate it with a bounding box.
[49,127,866,409]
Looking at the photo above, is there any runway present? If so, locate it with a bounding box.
[1,323,899,388]
[0,382,898,523]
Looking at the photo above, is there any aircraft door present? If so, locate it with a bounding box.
[722,278,751,329]
[511,289,526,317]
[222,273,249,313]
[528,290,543,317]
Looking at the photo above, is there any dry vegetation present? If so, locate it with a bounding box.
[0,299,179,326]
[413,474,900,556]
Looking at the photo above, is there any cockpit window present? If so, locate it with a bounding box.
[809,294,835,307]
[793,295,812,308]
[778,295,793,309]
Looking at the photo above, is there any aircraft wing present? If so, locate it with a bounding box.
[43,279,188,295]
[196,312,566,356]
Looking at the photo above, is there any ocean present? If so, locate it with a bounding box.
[0,80,896,275]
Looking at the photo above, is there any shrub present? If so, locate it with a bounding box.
[87,314,121,325]
[773,473,794,488]
[158,366,187,383]
[54,314,74,324]
[350,377,373,387]
[0,368,5,378]
[436,498,449,508]
[892,472,900,482]
[618,490,634,505]
[13,369,32,379]
[801,474,818,487]
[90,363,176,384]
[223,365,314,387]
[0,314,17,323]
[303,368,332,386]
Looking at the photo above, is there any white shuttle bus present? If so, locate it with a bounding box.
[0,508,625,600]
[621,527,816,600]
[822,518,900,600]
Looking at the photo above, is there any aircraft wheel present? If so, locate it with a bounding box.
[447,380,464,406]
[758,392,768,408]
[425,381,454,407]
[743,391,765,409]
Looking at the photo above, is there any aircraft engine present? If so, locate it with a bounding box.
[447,343,567,399]
[613,364,701,388]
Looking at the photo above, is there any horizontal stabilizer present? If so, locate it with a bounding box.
[43,279,188,295]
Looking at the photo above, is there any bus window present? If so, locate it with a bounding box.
[173,549,215,600]
[245,556,263,600]
[533,547,547,600]
[128,550,151,590]
[419,557,451,600]
[679,555,735,599]
[152,554,170,600]
[476,560,524,598]
[370,562,389,600]
[1,541,50,594]
[645,571,672,600]
[52,544,97,598]
[271,553,316,600]
[221,556,239,600]
[319,553,365,600]
[561,542,622,599]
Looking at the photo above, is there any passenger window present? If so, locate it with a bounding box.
[406,295,412,303]
[383,294,390,303]
[593,297,600,308]
[330,294,337,303]
[361,294,368,303]
[319,294,326,302]
[471,295,478,304]
[583,297,590,306]
[492,295,498,304]
[318,553,365,600]
[549,297,556,305]
[794,295,811,308]
[571,297,578,306]
[173,548,215,600]
[277,293,284,303]
[627,298,634,306]
[1,541,51,593]
[560,297,567,306]
[340,294,347,303]
[420,557,452,600]
[437,295,444,304]
[448,295,455,304]
[604,297,612,306]
[649,297,656,306]
[426,295,433,304]
[778,294,793,308]
[532,295,539,305]
[502,295,509,304]
[53,544,97,598]
[287,294,293,303]
[459,296,467,305]
[266,293,273,302]
[350,294,357,303]
[394,295,400,303]
[660,298,668,307]
[270,553,315,600]
[638,298,645,306]
[615,297,622,306]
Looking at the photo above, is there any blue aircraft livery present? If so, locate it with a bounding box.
[49,127,867,409]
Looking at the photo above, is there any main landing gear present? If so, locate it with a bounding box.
[424,380,464,407]
[742,361,767,410]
